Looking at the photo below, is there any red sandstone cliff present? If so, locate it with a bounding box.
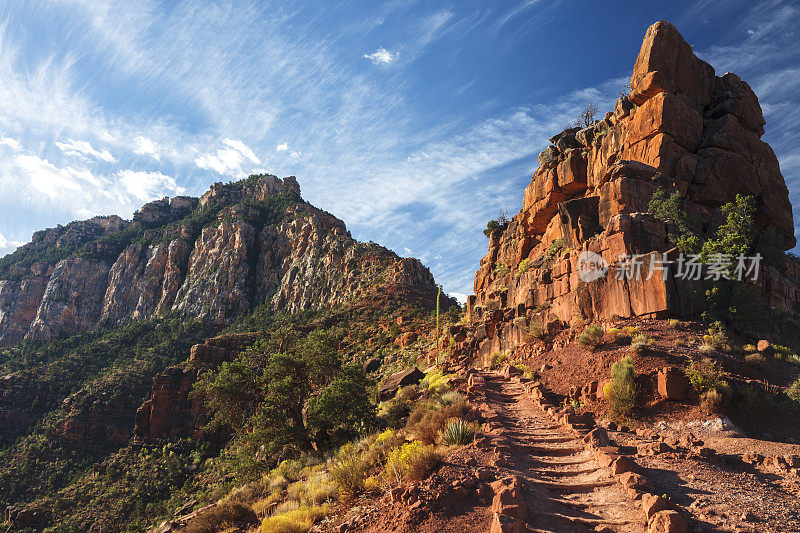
[464,21,799,363]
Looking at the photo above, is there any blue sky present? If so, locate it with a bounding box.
[0,0,798,301]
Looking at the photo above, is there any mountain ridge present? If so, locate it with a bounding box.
[0,173,444,345]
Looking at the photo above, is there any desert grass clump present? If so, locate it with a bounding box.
[260,504,331,533]
[328,442,371,498]
[674,338,687,347]
[252,490,284,518]
[698,343,715,355]
[668,319,681,329]
[607,356,639,416]
[629,334,652,354]
[184,501,258,533]
[577,325,604,348]
[744,353,766,367]
[385,441,439,483]
[441,418,478,446]
[438,390,466,409]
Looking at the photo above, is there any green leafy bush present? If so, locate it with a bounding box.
[787,379,800,403]
[607,356,638,416]
[700,194,755,263]
[483,219,500,237]
[647,187,700,253]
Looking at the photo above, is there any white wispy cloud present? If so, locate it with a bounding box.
[133,136,160,160]
[15,154,98,198]
[117,170,184,202]
[0,233,24,252]
[363,47,397,65]
[195,139,262,175]
[55,138,116,163]
[276,142,289,152]
[0,137,21,151]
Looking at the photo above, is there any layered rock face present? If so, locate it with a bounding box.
[0,174,440,345]
[132,333,262,441]
[467,21,799,358]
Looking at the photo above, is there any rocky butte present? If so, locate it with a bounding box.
[463,20,799,365]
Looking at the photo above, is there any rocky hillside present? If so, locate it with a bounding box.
[0,174,441,345]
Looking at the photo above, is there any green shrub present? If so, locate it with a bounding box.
[494,262,510,277]
[545,238,565,261]
[629,334,652,354]
[328,443,371,498]
[385,442,438,483]
[577,325,604,347]
[518,258,531,273]
[377,385,417,428]
[483,219,500,237]
[668,319,680,329]
[607,356,638,416]
[490,351,507,368]
[702,321,729,349]
[787,379,800,403]
[405,398,467,445]
[684,358,730,407]
[648,187,700,253]
[420,370,449,394]
[441,418,477,446]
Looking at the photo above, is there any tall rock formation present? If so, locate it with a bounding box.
[0,174,441,345]
[466,21,799,361]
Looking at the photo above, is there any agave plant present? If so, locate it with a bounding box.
[442,418,476,446]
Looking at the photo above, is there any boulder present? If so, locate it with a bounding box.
[657,367,690,401]
[648,510,687,533]
[537,145,559,167]
[377,367,424,401]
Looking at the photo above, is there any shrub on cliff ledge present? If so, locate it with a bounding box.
[647,187,700,253]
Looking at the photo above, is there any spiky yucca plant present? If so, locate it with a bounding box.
[442,418,477,446]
